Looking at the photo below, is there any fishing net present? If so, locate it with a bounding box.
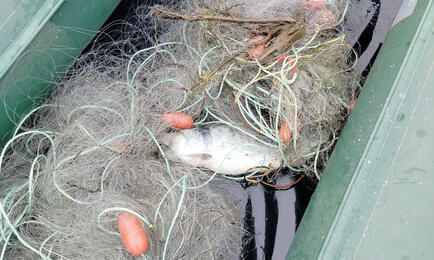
[0,61,242,259]
[0,0,359,258]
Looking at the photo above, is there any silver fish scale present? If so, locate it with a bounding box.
[160,125,282,175]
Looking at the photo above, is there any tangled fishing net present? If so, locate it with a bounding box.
[141,0,359,179]
[0,54,242,259]
[0,0,359,258]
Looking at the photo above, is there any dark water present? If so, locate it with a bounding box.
[346,0,404,76]
[224,174,315,260]
[89,0,407,259]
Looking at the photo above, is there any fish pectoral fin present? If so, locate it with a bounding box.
[186,153,213,161]
[183,154,213,166]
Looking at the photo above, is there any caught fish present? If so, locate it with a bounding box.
[159,125,282,175]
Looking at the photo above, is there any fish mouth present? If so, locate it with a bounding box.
[158,133,173,147]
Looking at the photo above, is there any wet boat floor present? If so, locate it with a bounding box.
[218,173,316,260]
[84,0,406,259]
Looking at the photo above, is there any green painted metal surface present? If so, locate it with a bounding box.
[287,0,434,259]
[0,0,64,79]
[0,0,120,147]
